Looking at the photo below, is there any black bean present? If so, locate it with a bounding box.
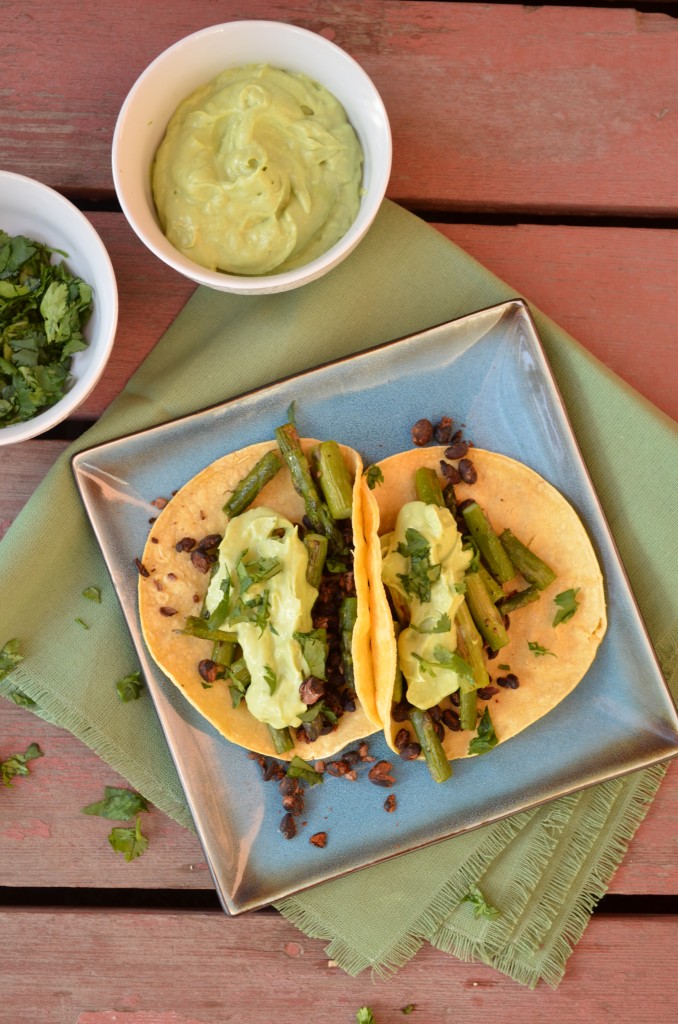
[282,792,305,816]
[458,458,478,484]
[394,728,411,750]
[497,674,520,689]
[441,708,461,731]
[175,536,196,552]
[444,439,469,460]
[411,418,434,446]
[392,701,412,722]
[440,460,461,483]
[477,686,500,700]
[384,794,397,813]
[433,416,454,444]
[398,742,422,761]
[299,677,325,704]
[280,813,297,840]
[368,760,395,787]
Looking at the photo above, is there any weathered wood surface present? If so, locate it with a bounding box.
[2,909,677,1023]
[5,213,673,425]
[4,2,678,217]
[1,698,677,893]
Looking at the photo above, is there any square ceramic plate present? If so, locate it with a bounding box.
[72,299,678,914]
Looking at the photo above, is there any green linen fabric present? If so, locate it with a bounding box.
[1,201,676,987]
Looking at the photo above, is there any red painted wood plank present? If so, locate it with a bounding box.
[65,213,678,422]
[1,909,677,1023]
[3,2,678,216]
[1,698,676,893]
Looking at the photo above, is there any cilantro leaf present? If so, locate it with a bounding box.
[1,742,43,786]
[294,628,328,679]
[468,707,499,756]
[410,612,451,635]
[82,785,150,819]
[461,884,500,920]
[0,637,24,680]
[116,670,144,702]
[413,646,474,684]
[82,586,101,603]
[527,641,556,658]
[298,701,338,725]
[9,690,36,708]
[363,465,384,489]
[263,665,278,695]
[286,755,324,786]
[108,815,149,862]
[356,1009,377,1024]
[401,1005,416,1015]
[396,528,441,603]
[553,588,580,626]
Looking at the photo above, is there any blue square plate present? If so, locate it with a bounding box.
[72,299,678,914]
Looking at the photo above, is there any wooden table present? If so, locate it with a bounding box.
[2,2,677,1020]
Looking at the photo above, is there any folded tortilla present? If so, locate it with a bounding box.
[138,439,380,759]
[362,447,607,760]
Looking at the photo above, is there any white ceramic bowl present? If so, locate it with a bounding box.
[112,21,392,295]
[0,172,118,446]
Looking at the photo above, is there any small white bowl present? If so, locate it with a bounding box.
[112,21,392,295]
[0,172,118,446]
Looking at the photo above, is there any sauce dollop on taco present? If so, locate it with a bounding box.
[362,446,607,780]
[139,430,380,760]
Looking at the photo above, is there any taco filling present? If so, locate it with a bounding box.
[363,439,607,782]
[138,420,380,760]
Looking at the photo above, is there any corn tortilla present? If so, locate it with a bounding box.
[139,439,379,759]
[362,447,607,760]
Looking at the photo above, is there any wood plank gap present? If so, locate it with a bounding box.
[443,0,678,15]
[1,886,676,914]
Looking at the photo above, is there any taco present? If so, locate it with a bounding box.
[362,445,607,780]
[138,424,380,760]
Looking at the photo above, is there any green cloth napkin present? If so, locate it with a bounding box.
[2,201,676,987]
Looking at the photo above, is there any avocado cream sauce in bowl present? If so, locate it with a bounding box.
[152,64,364,277]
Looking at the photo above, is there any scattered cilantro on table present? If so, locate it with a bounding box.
[82,785,150,820]
[356,1010,377,1024]
[461,884,500,920]
[116,670,144,702]
[0,230,93,426]
[82,586,101,603]
[108,815,149,862]
[0,637,24,679]
[1,742,43,787]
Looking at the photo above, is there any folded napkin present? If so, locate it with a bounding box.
[2,201,676,987]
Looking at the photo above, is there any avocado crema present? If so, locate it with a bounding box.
[204,506,318,730]
[152,63,364,276]
[381,501,472,710]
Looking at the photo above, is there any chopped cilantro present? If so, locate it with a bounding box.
[363,464,384,489]
[293,628,328,679]
[82,586,101,603]
[462,884,500,920]
[75,617,89,629]
[401,1005,416,1015]
[414,645,474,683]
[298,701,338,725]
[396,528,442,603]
[108,815,149,862]
[528,641,556,658]
[82,785,149,819]
[0,638,24,680]
[286,755,324,786]
[553,587,580,626]
[468,707,498,756]
[1,742,43,786]
[498,663,511,671]
[116,670,144,702]
[8,690,36,708]
[356,1009,377,1024]
[263,665,278,695]
[410,611,451,635]
[0,230,93,426]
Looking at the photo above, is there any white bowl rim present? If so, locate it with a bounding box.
[0,171,119,445]
[112,20,392,295]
